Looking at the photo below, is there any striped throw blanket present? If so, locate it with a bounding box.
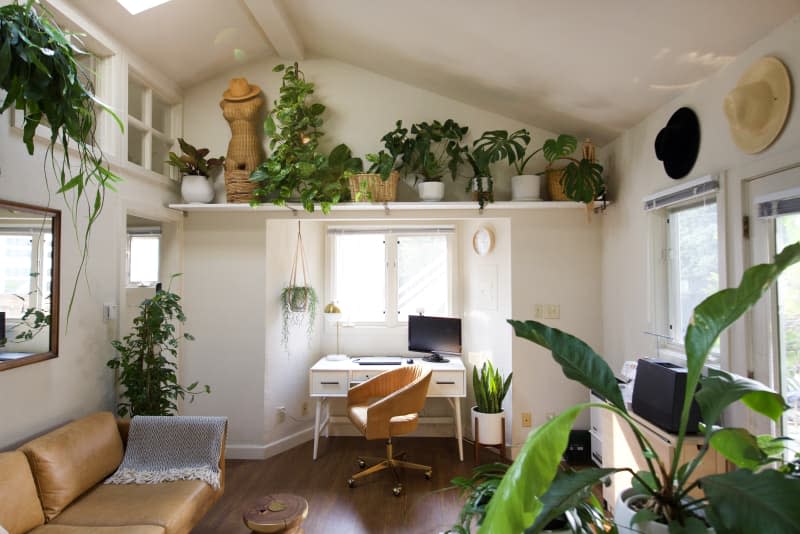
[105,415,227,490]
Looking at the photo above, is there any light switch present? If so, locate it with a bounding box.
[534,304,544,319]
[103,303,118,321]
[545,304,560,319]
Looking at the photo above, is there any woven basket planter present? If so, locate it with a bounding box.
[347,171,399,202]
[546,168,568,201]
[224,170,258,203]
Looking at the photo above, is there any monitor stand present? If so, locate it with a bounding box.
[422,353,449,363]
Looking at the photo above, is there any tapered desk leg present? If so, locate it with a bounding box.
[454,397,463,461]
[313,398,322,460]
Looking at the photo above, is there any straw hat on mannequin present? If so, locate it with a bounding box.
[220,77,265,173]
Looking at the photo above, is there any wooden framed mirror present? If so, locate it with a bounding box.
[0,199,60,371]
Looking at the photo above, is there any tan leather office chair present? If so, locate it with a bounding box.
[346,365,433,496]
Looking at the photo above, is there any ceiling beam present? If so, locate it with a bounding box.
[242,0,305,60]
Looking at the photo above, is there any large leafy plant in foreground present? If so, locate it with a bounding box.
[481,241,800,533]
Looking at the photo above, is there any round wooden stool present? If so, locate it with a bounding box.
[243,493,308,533]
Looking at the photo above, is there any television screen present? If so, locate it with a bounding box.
[408,315,462,362]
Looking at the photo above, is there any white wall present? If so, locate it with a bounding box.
[182,56,558,203]
[598,14,800,426]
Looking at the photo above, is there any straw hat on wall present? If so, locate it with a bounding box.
[723,56,791,154]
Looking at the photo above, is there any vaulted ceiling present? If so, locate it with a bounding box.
[67,0,800,145]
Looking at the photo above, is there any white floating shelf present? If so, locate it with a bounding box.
[168,200,607,213]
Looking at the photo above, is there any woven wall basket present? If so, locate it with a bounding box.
[225,169,258,203]
[546,168,568,201]
[347,171,399,202]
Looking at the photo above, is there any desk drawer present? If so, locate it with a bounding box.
[428,371,465,396]
[310,371,348,396]
[351,369,386,383]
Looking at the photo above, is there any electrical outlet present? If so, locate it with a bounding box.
[276,406,286,423]
[534,304,544,319]
[545,304,560,319]
[521,412,532,427]
[301,402,308,417]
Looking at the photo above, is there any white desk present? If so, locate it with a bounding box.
[309,356,466,461]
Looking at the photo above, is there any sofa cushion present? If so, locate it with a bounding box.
[50,480,217,534]
[30,526,164,534]
[21,412,124,521]
[0,451,45,534]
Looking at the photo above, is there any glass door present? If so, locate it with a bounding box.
[747,166,800,441]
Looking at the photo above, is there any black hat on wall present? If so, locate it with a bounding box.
[654,107,700,179]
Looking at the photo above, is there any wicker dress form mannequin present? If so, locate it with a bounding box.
[220,78,265,202]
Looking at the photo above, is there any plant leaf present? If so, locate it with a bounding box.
[708,427,767,470]
[702,469,800,534]
[527,467,619,532]
[696,369,787,425]
[508,320,625,411]
[478,404,584,534]
[680,242,800,437]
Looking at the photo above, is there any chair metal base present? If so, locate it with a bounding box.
[347,438,432,496]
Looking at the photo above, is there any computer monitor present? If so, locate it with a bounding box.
[408,315,462,363]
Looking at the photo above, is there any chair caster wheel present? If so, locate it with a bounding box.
[358,459,366,468]
[347,479,356,488]
[424,470,432,480]
[392,485,403,496]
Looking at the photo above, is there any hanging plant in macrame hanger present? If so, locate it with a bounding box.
[280,221,318,349]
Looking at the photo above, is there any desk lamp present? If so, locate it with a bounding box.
[323,302,347,361]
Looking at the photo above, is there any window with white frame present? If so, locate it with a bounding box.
[127,72,176,177]
[126,229,160,287]
[329,227,455,326]
[646,176,721,355]
[0,231,52,320]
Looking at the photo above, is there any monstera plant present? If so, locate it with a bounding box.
[0,1,123,319]
[481,241,800,533]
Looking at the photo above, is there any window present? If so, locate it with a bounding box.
[329,227,455,326]
[127,230,160,287]
[127,72,176,177]
[646,175,721,356]
[0,231,52,320]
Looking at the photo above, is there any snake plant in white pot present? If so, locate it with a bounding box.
[479,241,800,533]
[472,361,512,448]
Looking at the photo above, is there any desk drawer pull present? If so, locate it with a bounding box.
[320,381,340,385]
[436,380,456,384]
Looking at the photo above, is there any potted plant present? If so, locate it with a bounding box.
[467,129,532,209]
[1,1,123,320]
[344,120,408,203]
[280,285,318,349]
[472,361,512,449]
[447,462,613,534]
[250,63,353,213]
[107,275,210,417]
[166,138,225,203]
[479,241,800,533]
[375,119,469,201]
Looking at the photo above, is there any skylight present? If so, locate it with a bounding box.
[116,0,171,15]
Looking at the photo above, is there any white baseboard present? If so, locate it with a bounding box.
[226,426,314,460]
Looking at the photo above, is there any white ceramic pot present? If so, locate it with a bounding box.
[417,181,445,201]
[471,407,505,445]
[614,489,713,533]
[181,175,214,203]
[511,174,542,201]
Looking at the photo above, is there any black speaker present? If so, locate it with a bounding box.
[564,430,591,465]
[632,358,701,434]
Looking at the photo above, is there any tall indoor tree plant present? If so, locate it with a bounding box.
[1,1,124,319]
[107,275,210,417]
[480,241,800,533]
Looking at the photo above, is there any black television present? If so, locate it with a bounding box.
[408,315,462,363]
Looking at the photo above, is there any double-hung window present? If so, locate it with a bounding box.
[646,176,722,357]
[126,228,160,287]
[329,226,455,326]
[0,229,52,320]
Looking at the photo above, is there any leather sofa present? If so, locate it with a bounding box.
[0,412,225,534]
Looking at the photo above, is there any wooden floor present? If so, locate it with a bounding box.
[193,436,503,534]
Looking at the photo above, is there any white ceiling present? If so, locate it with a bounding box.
[68,0,800,145]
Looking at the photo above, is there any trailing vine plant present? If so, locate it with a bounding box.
[0,1,124,321]
[107,275,210,417]
[250,62,355,213]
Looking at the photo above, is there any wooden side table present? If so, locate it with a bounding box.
[243,493,308,533]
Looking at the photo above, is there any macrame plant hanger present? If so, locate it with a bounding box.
[288,220,310,312]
